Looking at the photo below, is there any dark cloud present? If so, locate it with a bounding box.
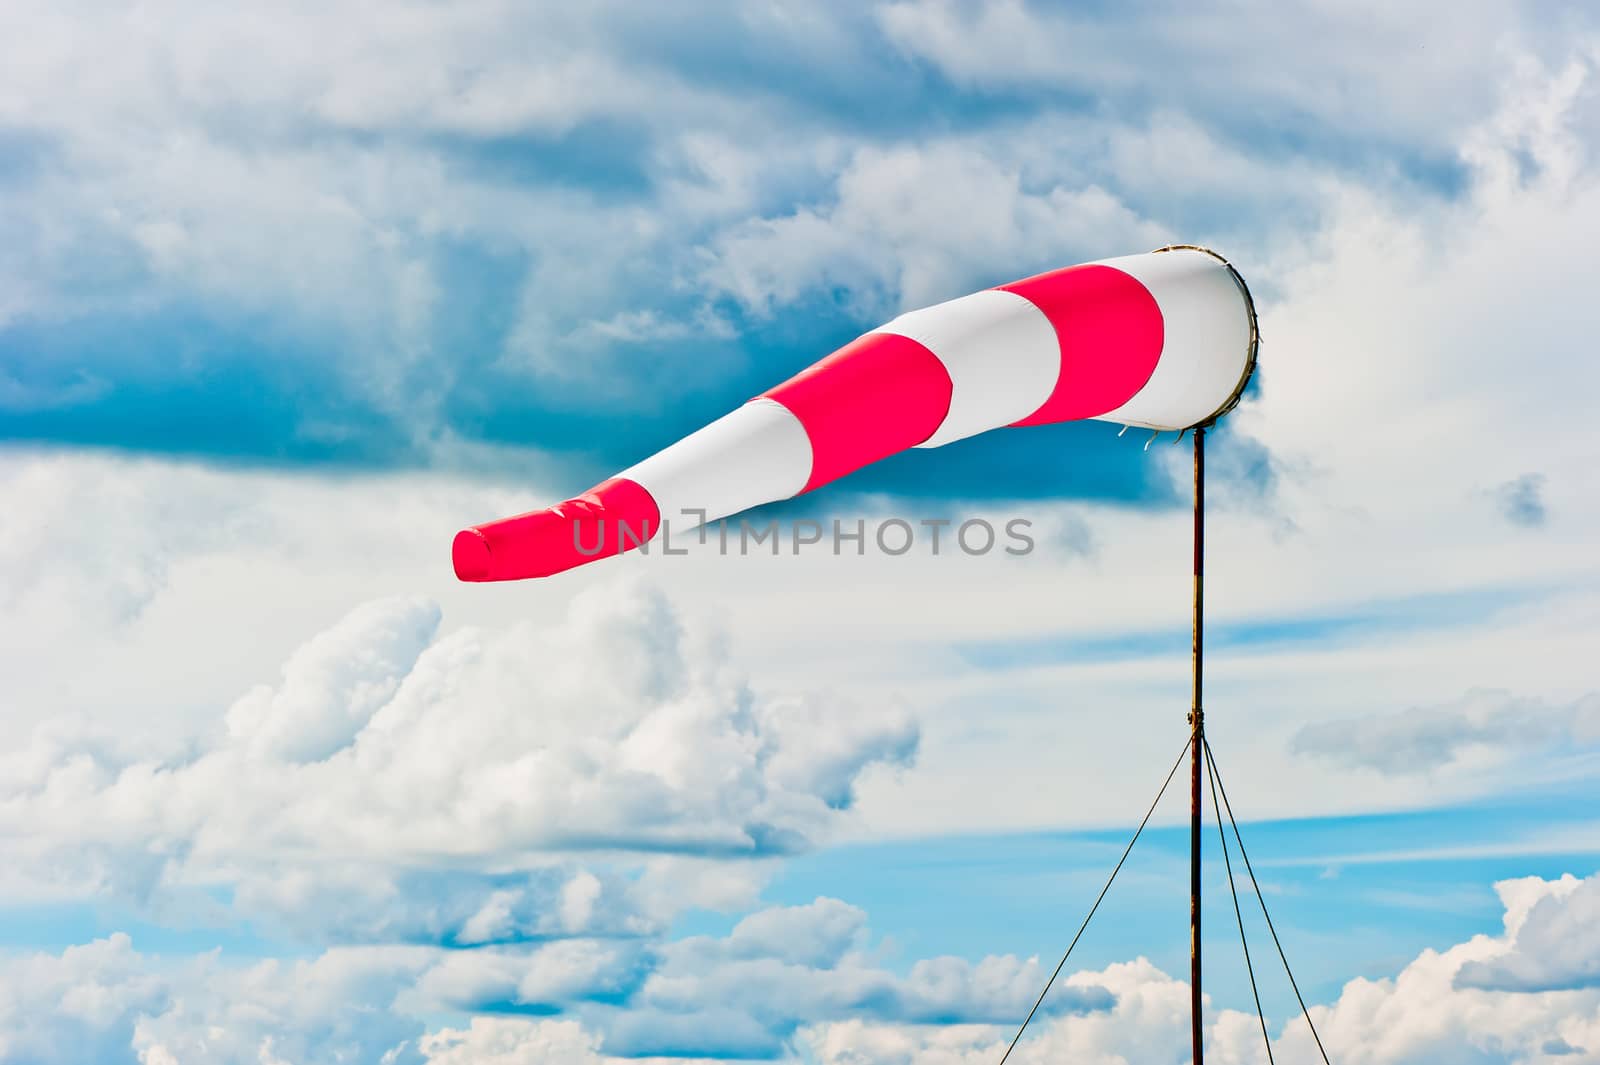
[1495,473,1548,527]
[8,0,1579,503]
[1291,688,1600,774]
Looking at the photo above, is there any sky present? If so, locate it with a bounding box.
[3,0,1600,1061]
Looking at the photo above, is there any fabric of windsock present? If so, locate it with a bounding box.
[453,246,1257,582]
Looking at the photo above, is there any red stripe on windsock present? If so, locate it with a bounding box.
[1001,264,1164,425]
[763,332,953,492]
[453,476,661,581]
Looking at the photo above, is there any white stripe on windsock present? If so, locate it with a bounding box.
[878,289,1061,449]
[618,397,812,529]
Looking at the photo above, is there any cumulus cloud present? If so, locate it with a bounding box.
[11,0,1580,465]
[230,864,658,948]
[405,937,651,1017]
[223,596,444,764]
[1297,873,1600,1065]
[420,1018,608,1065]
[800,958,1199,1065]
[0,450,249,648]
[0,1,856,446]
[10,872,1600,1063]
[0,578,916,938]
[0,935,432,1065]
[587,899,1109,1057]
[10,12,1600,1064]
[1458,874,1600,992]
[799,872,1600,1065]
[874,0,1552,155]
[723,898,866,968]
[0,903,1107,1064]
[384,897,1111,1057]
[0,935,169,1065]
[9,37,1600,849]
[701,142,1167,317]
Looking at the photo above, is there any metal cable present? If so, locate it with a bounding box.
[1204,736,1333,1065]
[996,735,1193,1065]
[1205,746,1275,1064]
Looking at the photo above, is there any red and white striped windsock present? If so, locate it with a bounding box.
[453,246,1257,582]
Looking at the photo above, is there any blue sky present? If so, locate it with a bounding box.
[4,1,1600,1063]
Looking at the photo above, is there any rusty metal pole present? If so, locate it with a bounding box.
[1189,425,1206,1065]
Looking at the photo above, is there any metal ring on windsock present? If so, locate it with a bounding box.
[454,246,1259,582]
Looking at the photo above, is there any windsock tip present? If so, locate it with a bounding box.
[452,527,493,582]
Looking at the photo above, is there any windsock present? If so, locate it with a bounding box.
[454,246,1257,582]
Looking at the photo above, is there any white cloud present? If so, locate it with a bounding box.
[1291,689,1600,775]
[6,872,1600,1063]
[7,8,1600,1064]
[1458,874,1600,993]
[405,937,649,1017]
[11,0,1557,425]
[229,864,659,947]
[586,910,1109,1057]
[874,0,1553,153]
[0,935,167,1065]
[0,571,916,939]
[801,958,1197,1065]
[702,141,1168,317]
[800,872,1600,1065]
[419,1017,607,1065]
[0,1,795,414]
[0,1,957,420]
[1288,874,1600,1064]
[223,596,443,763]
[388,897,1109,1055]
[3,0,1600,926]
[0,904,1106,1063]
[724,898,865,968]
[0,935,432,1065]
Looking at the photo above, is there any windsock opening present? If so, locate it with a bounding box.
[1147,244,1259,429]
